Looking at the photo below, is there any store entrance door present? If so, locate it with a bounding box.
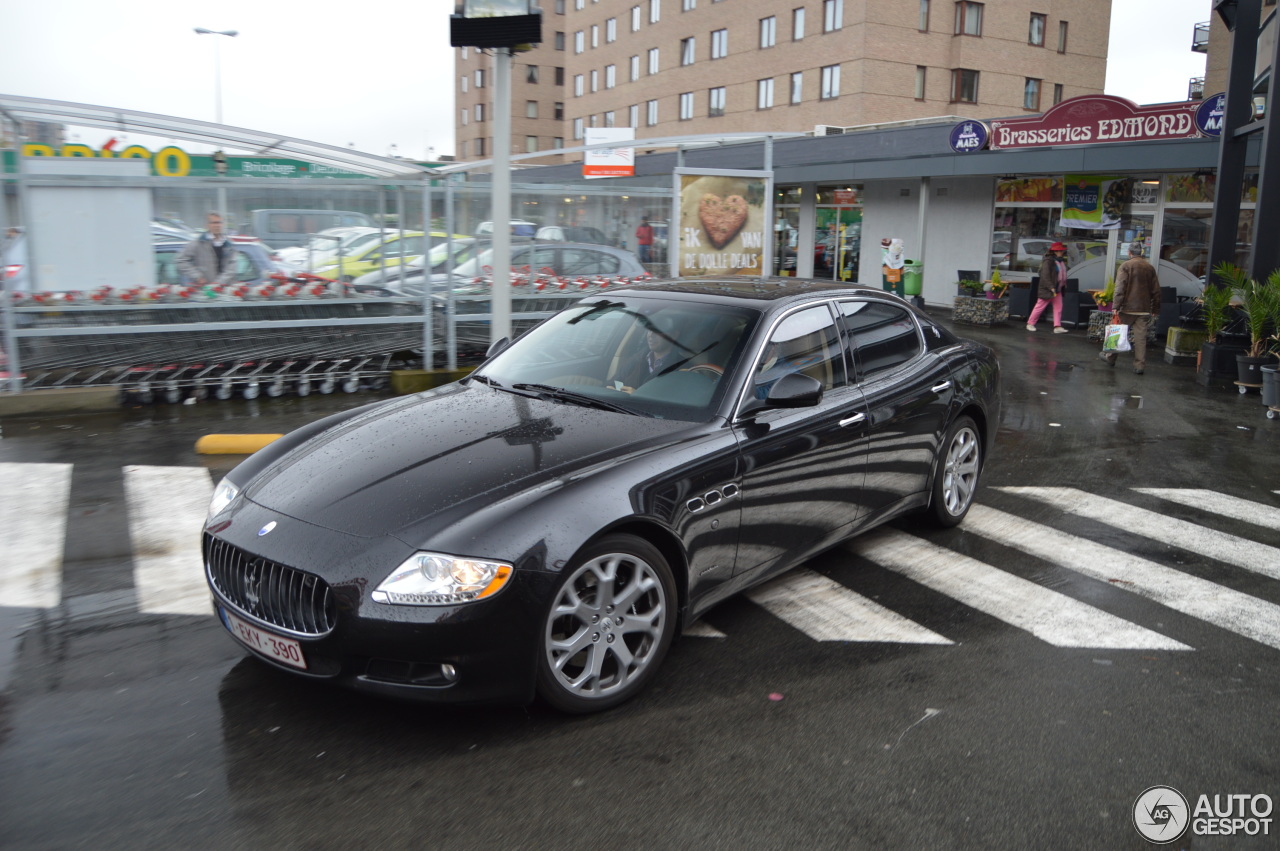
[814,206,862,282]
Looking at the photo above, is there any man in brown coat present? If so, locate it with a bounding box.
[1101,243,1162,373]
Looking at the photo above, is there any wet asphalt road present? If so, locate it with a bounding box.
[2,311,1279,850]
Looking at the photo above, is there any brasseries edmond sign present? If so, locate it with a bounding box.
[952,95,1209,153]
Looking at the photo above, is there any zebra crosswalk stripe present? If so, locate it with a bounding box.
[0,462,72,608]
[123,465,214,616]
[853,528,1191,650]
[998,487,1280,581]
[747,567,953,644]
[1132,488,1280,533]
[965,504,1280,651]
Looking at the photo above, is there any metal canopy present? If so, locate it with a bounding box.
[0,93,432,178]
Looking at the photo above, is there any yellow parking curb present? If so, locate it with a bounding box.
[195,434,283,455]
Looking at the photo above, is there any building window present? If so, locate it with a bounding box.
[526,100,539,118]
[709,86,726,116]
[475,137,485,157]
[680,92,694,120]
[525,136,539,153]
[1024,78,1041,110]
[630,55,641,81]
[605,110,616,127]
[555,101,565,119]
[475,103,485,121]
[954,2,982,36]
[915,66,926,100]
[574,118,584,140]
[824,0,843,32]
[1053,83,1063,104]
[1029,13,1045,46]
[461,108,468,126]
[760,16,776,48]
[461,76,468,93]
[607,17,617,42]
[555,31,565,50]
[630,104,640,126]
[951,68,979,102]
[632,5,641,30]
[575,30,585,53]
[605,64,616,88]
[793,7,805,39]
[1057,21,1068,52]
[591,24,599,48]
[590,69,598,92]
[650,0,660,24]
[647,99,659,126]
[683,0,695,9]
[919,0,929,31]
[711,28,728,58]
[459,140,467,159]
[758,78,774,109]
[553,137,564,149]
[648,47,660,73]
[681,37,696,65]
[526,65,539,84]
[475,69,485,87]
[821,64,841,99]
[575,0,584,8]
[460,46,468,59]
[791,71,803,103]
[555,0,564,11]
[574,74,584,96]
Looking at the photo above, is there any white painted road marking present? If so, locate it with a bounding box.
[997,487,1280,581]
[1133,488,1280,533]
[747,567,953,644]
[965,505,1280,651]
[0,462,72,608]
[854,528,1191,650]
[123,465,214,615]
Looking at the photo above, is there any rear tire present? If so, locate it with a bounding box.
[926,415,982,527]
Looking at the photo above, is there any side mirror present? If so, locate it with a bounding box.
[486,337,511,359]
[763,372,823,408]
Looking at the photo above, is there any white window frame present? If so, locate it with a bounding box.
[630,55,641,81]
[793,7,805,40]
[629,104,640,127]
[711,28,728,58]
[820,64,840,99]
[590,69,599,92]
[605,64,616,88]
[574,118,584,140]
[790,71,803,104]
[648,47,660,74]
[647,99,659,126]
[681,37,696,66]
[709,86,725,116]
[824,0,843,32]
[680,91,695,120]
[650,0,660,24]
[760,16,776,48]
[758,78,774,109]
[574,74,585,96]
[575,30,585,53]
[632,5,641,31]
[607,18,617,42]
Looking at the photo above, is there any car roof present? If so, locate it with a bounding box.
[606,277,888,304]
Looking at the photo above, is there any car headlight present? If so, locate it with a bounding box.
[207,478,241,521]
[372,553,513,606]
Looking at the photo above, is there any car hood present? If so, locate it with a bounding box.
[242,382,697,540]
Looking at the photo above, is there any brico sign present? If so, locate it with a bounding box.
[8,141,373,179]
[19,141,196,175]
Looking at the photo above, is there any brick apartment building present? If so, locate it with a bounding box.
[455,0,1112,163]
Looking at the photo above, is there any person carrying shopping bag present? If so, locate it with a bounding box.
[1026,241,1070,333]
[1100,242,1162,374]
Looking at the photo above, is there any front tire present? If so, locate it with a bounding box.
[927,415,982,527]
[536,534,677,713]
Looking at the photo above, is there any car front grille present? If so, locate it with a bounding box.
[204,534,336,636]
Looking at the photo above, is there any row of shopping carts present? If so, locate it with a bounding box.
[4,271,649,404]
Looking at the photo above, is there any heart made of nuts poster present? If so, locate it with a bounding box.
[698,193,748,250]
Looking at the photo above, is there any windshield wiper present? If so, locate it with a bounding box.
[511,383,647,416]
[469,373,503,388]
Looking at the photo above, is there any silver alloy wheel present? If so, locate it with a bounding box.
[940,423,981,516]
[543,551,668,702]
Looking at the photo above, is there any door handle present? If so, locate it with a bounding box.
[931,381,952,393]
[839,413,866,427]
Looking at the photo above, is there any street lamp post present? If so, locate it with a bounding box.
[194,27,238,225]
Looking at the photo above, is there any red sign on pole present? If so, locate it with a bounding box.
[989,95,1203,150]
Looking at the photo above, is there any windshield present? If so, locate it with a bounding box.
[477,295,759,422]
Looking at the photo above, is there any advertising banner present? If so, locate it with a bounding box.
[990,95,1202,150]
[1062,175,1130,230]
[673,169,772,277]
[583,127,635,178]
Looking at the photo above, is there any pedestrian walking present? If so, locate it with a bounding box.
[1101,242,1162,374]
[635,217,655,264]
[177,212,237,286]
[1027,241,1070,333]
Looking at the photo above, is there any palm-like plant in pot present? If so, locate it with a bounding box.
[1213,263,1280,388]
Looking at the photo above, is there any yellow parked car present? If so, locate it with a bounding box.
[312,231,464,281]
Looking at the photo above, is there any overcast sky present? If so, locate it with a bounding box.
[0,0,1212,160]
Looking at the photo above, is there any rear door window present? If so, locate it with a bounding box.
[837,301,922,380]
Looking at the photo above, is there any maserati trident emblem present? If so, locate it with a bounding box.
[258,521,277,536]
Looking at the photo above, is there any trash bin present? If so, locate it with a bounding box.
[882,265,904,297]
[902,259,923,296]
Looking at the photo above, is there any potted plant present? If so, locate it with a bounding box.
[955,279,984,297]
[1213,263,1280,388]
[1195,265,1248,383]
[1091,277,1115,311]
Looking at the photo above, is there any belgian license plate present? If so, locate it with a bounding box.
[221,607,308,670]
